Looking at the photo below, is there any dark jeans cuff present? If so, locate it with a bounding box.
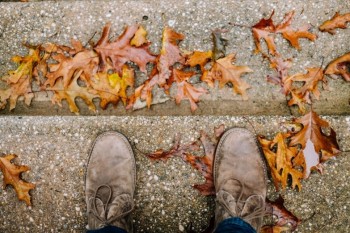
[214,217,256,233]
[86,225,127,233]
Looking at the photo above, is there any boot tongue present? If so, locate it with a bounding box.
[107,193,134,220]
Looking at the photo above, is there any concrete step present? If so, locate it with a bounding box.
[0,115,349,232]
[0,0,349,116]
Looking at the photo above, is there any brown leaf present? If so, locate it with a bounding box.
[145,134,200,161]
[0,76,34,111]
[173,69,207,112]
[319,12,350,34]
[325,52,350,81]
[266,55,293,94]
[253,11,316,55]
[46,71,98,114]
[262,196,301,232]
[206,54,253,100]
[212,29,228,61]
[94,23,156,73]
[45,50,99,88]
[0,154,36,206]
[186,51,213,73]
[290,110,340,177]
[258,133,305,191]
[183,125,225,196]
[287,89,308,114]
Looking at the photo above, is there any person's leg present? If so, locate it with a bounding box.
[85,132,136,233]
[214,128,266,233]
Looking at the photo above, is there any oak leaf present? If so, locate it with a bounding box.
[94,23,155,73]
[183,125,225,196]
[258,133,305,191]
[205,54,253,100]
[266,55,293,94]
[325,52,350,81]
[89,65,134,109]
[253,11,317,55]
[0,154,36,206]
[47,71,98,114]
[290,110,340,177]
[319,12,350,34]
[45,49,99,88]
[172,69,207,112]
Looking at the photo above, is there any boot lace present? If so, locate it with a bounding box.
[89,184,134,226]
[216,178,266,228]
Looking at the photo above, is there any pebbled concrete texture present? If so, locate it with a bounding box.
[0,115,349,233]
[0,0,349,116]
[0,0,349,233]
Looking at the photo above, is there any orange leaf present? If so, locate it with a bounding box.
[258,133,305,191]
[206,54,253,99]
[319,12,350,34]
[253,11,316,55]
[89,65,134,109]
[130,26,149,47]
[47,71,98,114]
[325,52,350,81]
[0,154,36,206]
[290,110,340,177]
[94,23,156,73]
[173,69,207,112]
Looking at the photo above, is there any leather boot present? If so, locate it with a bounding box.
[214,128,266,231]
[85,131,136,232]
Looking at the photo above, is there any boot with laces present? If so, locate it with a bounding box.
[214,128,267,231]
[85,132,136,232]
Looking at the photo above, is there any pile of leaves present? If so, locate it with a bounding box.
[252,10,350,114]
[0,24,253,114]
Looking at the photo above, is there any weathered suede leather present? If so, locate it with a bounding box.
[85,132,136,232]
[214,128,266,231]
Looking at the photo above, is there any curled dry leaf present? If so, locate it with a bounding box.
[319,12,350,34]
[0,154,36,206]
[94,23,156,73]
[253,11,317,55]
[325,52,350,81]
[258,133,305,191]
[290,110,340,177]
[205,54,253,100]
[266,54,293,94]
[262,196,301,232]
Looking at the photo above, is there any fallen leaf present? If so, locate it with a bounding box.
[290,110,340,177]
[183,125,225,195]
[325,52,350,81]
[145,134,200,161]
[47,70,98,114]
[89,65,134,109]
[130,26,149,47]
[186,50,213,73]
[319,12,350,34]
[45,49,99,88]
[253,11,317,55]
[206,54,253,99]
[288,89,308,114]
[266,54,293,94]
[0,76,34,111]
[0,154,36,206]
[262,196,301,232]
[258,133,305,191]
[94,23,156,73]
[173,69,207,112]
